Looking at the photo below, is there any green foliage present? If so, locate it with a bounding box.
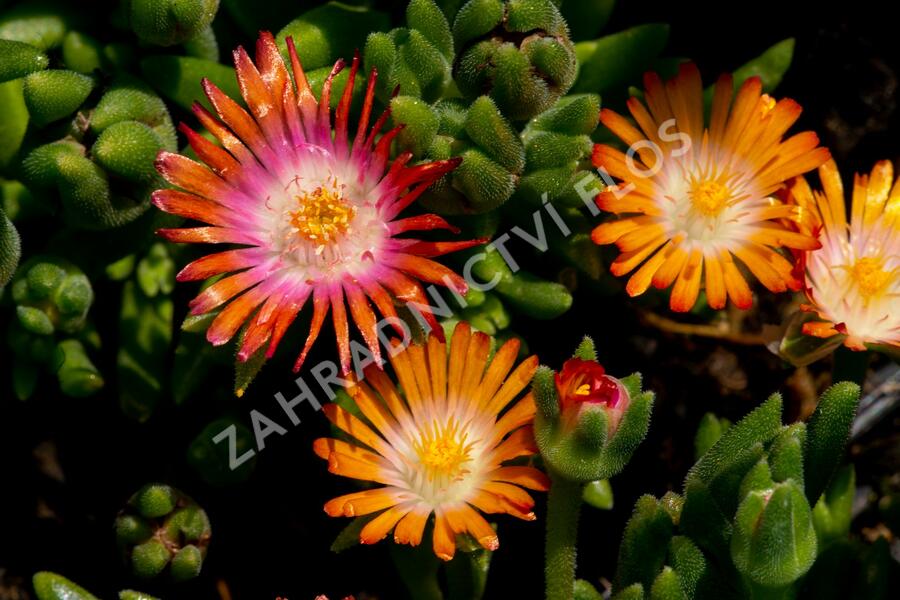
[23,69,94,126]
[33,572,99,600]
[364,0,453,103]
[0,38,48,82]
[277,1,390,71]
[126,0,220,46]
[572,23,669,94]
[453,0,576,120]
[614,383,862,598]
[116,484,211,582]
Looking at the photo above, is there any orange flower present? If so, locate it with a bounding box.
[788,159,900,350]
[592,63,828,312]
[315,322,548,561]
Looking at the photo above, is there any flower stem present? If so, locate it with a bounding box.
[545,473,584,600]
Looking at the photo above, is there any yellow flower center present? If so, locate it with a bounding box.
[690,180,731,217]
[415,421,471,481]
[289,179,356,244]
[850,257,892,298]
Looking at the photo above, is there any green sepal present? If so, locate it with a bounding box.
[33,572,99,600]
[803,381,860,504]
[0,39,48,82]
[583,479,614,510]
[331,514,375,553]
[532,365,559,420]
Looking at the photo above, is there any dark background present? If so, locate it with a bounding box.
[2,1,898,599]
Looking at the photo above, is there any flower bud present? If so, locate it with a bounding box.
[534,337,653,482]
[453,0,576,120]
[555,357,629,434]
[731,480,817,586]
[127,0,220,47]
[117,484,211,582]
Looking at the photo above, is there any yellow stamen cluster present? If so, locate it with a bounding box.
[690,179,732,217]
[289,178,356,245]
[850,257,893,299]
[415,420,472,481]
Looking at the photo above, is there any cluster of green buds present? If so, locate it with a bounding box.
[612,383,862,599]
[534,336,654,600]
[0,1,179,232]
[7,256,101,399]
[115,483,211,582]
[453,0,576,121]
[512,93,605,279]
[365,0,453,103]
[33,571,159,600]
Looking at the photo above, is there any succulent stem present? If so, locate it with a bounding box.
[545,472,584,600]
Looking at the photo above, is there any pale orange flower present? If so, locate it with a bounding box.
[592,63,828,312]
[788,159,900,350]
[314,323,548,561]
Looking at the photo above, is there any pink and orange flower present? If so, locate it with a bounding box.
[788,159,900,350]
[591,63,829,312]
[554,358,627,433]
[152,32,484,372]
[315,323,548,561]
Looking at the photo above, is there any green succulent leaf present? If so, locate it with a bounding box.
[0,39,48,82]
[127,0,220,47]
[572,23,669,94]
[616,495,675,591]
[33,572,99,600]
[803,381,860,504]
[277,1,390,71]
